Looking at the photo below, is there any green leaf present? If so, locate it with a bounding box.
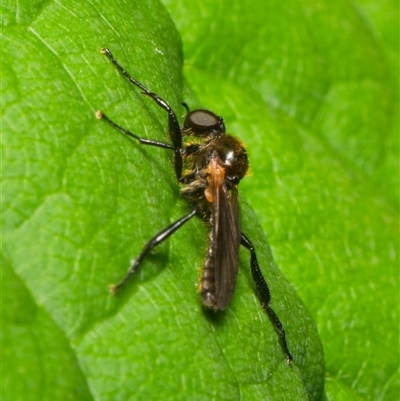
[2,1,397,401]
[3,0,321,399]
[3,0,323,398]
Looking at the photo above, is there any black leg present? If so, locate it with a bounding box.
[100,48,183,178]
[241,233,293,364]
[110,207,198,294]
[96,111,174,150]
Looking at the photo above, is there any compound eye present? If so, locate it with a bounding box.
[184,110,225,136]
[190,110,218,128]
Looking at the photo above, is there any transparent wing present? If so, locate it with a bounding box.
[211,182,241,311]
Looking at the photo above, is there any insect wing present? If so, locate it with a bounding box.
[210,165,241,311]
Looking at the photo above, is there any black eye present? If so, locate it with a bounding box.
[183,110,225,136]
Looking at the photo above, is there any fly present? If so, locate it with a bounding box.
[96,48,293,364]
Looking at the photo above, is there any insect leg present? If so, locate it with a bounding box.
[100,48,183,177]
[96,110,174,150]
[241,233,293,364]
[110,207,198,294]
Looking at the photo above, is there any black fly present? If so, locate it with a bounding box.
[96,48,292,364]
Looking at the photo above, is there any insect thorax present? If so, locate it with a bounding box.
[180,133,248,212]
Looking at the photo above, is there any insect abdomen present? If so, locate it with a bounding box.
[200,246,218,311]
